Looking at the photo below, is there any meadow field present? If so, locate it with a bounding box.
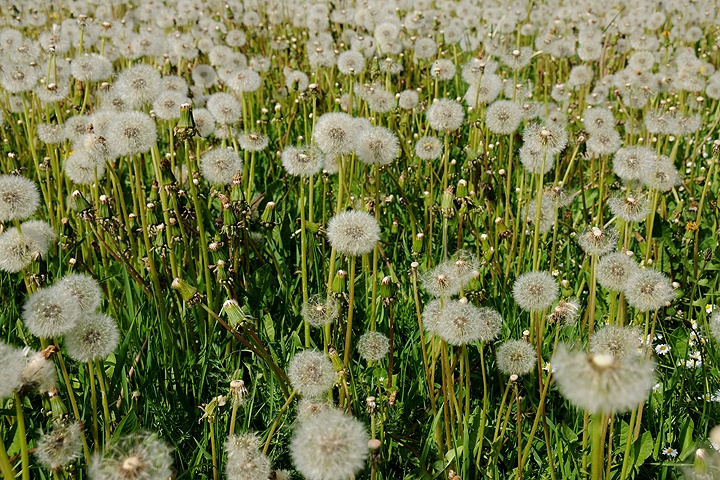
[1,0,720,479]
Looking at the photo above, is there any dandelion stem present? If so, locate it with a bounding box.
[262,389,297,455]
[13,393,29,480]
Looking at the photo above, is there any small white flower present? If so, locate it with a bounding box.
[662,447,679,458]
[690,319,699,330]
[706,304,715,314]
[690,351,702,360]
[655,344,671,355]
[662,446,679,458]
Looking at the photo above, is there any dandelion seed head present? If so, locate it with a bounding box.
[326,210,380,257]
[115,63,161,109]
[23,284,81,339]
[577,226,618,257]
[89,431,173,480]
[624,269,675,312]
[200,148,242,185]
[485,100,522,135]
[496,340,536,376]
[287,349,336,398]
[206,92,242,125]
[313,112,358,156]
[415,136,443,161]
[0,342,25,398]
[301,294,339,328]
[513,271,559,312]
[0,175,39,222]
[35,421,83,470]
[291,409,369,480]
[225,432,271,480]
[552,344,655,415]
[65,313,119,363]
[596,252,639,291]
[106,111,157,157]
[590,325,643,360]
[355,126,399,166]
[426,98,465,132]
[357,331,390,361]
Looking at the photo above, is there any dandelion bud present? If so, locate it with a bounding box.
[412,233,424,253]
[71,189,91,212]
[261,201,275,224]
[456,179,468,197]
[368,438,381,451]
[332,269,346,293]
[222,300,247,328]
[366,396,376,411]
[172,278,197,302]
[380,276,394,299]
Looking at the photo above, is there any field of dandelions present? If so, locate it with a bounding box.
[3,0,720,479]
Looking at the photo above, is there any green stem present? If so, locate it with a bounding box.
[262,390,297,455]
[14,393,29,480]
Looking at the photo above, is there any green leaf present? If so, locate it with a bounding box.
[633,430,654,468]
[112,411,139,443]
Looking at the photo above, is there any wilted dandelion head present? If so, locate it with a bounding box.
[65,313,120,363]
[624,269,675,312]
[89,431,173,480]
[35,421,83,470]
[287,349,336,398]
[326,210,380,257]
[577,226,618,257]
[200,148,243,185]
[301,294,339,328]
[552,344,655,415]
[590,325,643,360]
[291,409,369,480]
[357,331,390,361]
[596,251,639,291]
[106,111,157,157]
[496,340,536,376]
[513,271,559,312]
[23,284,81,339]
[0,175,39,222]
[313,112,357,156]
[224,432,271,480]
[355,126,399,166]
[57,273,103,313]
[547,298,581,326]
[426,98,465,132]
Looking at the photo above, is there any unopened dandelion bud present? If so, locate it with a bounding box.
[456,179,468,197]
[366,396,376,411]
[327,346,344,372]
[172,278,197,302]
[391,217,399,234]
[368,438,381,451]
[261,201,275,224]
[510,374,519,382]
[305,220,320,234]
[48,388,67,419]
[522,330,530,340]
[71,189,91,212]
[412,232,424,253]
[222,300,248,328]
[380,276,394,299]
[332,269,346,293]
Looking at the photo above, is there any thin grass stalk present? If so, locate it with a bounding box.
[13,393,29,480]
